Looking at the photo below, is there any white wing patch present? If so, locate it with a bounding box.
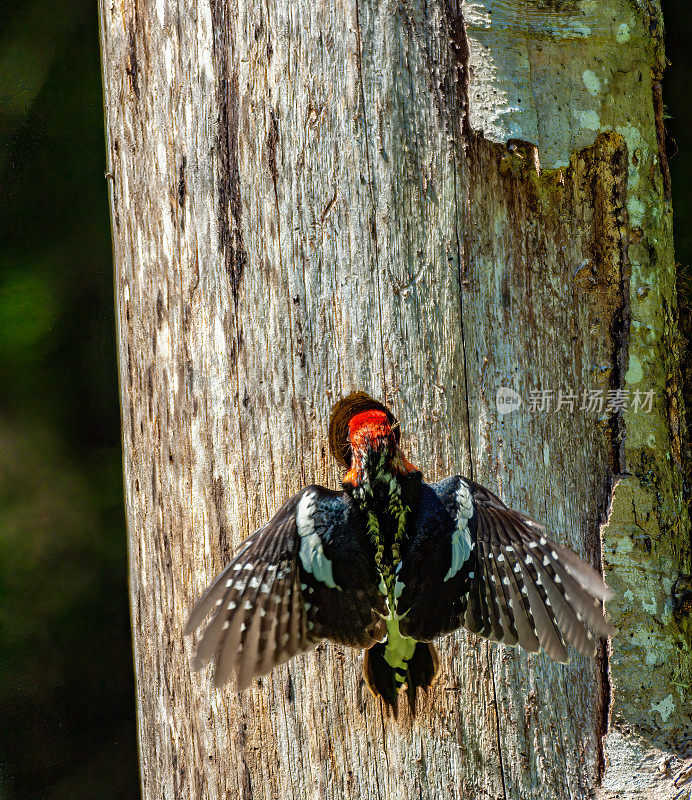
[296,491,337,589]
[444,478,475,582]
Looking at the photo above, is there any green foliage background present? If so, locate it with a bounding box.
[0,0,137,796]
[0,1,688,798]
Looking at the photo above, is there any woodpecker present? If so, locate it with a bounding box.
[186,392,614,714]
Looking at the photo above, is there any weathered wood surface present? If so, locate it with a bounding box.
[100,0,691,797]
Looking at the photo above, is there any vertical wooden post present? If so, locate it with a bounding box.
[100,0,691,796]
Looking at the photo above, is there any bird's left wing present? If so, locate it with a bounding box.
[186,485,382,691]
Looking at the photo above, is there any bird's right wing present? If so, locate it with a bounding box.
[422,476,615,662]
[186,485,382,691]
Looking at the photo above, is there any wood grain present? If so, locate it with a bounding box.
[100,0,691,796]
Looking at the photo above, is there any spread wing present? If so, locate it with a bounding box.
[185,485,383,690]
[402,476,615,662]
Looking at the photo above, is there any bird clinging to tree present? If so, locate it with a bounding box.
[186,392,614,715]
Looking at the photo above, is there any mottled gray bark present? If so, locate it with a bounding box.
[100,0,691,797]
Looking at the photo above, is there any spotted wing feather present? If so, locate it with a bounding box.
[428,477,614,662]
[186,485,382,691]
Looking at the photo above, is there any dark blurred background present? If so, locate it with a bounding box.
[0,0,137,796]
[0,2,689,798]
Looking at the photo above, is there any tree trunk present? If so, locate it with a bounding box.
[100,0,691,797]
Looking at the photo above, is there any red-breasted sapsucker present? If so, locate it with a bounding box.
[186,392,614,714]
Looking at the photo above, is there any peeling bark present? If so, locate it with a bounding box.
[100,0,691,797]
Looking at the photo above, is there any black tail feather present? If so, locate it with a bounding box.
[363,641,439,716]
[405,640,439,713]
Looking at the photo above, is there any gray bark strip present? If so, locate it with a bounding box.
[100,0,691,797]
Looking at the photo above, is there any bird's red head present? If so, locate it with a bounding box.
[347,409,395,454]
[327,393,419,488]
